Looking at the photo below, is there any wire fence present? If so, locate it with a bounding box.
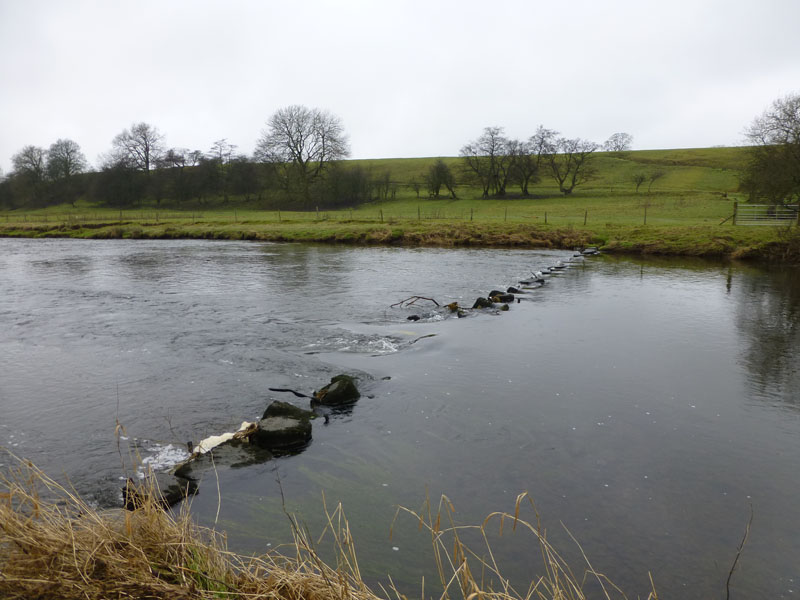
[3,202,790,228]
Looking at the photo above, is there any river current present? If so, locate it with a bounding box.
[1,238,798,598]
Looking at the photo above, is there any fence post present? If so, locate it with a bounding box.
[733,201,738,226]
[278,210,281,222]
[316,206,319,220]
[470,208,473,222]
[380,209,383,223]
[584,209,587,226]
[418,205,421,221]
[643,205,647,225]
[504,207,508,222]
[544,211,547,225]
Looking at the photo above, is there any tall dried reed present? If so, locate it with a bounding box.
[0,454,656,600]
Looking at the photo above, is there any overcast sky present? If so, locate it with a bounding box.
[1,0,799,174]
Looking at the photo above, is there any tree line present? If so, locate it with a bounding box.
[0,106,373,211]
[2,94,798,210]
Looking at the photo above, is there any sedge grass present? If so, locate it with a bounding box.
[0,454,657,600]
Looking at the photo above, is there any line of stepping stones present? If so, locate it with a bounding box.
[406,246,601,319]
[123,374,361,510]
[125,247,601,510]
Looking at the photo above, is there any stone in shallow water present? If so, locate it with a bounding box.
[313,374,361,406]
[123,472,197,511]
[472,297,493,309]
[251,415,312,451]
[261,400,314,421]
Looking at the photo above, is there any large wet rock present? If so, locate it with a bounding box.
[262,400,314,421]
[250,416,312,452]
[490,292,514,303]
[247,400,315,453]
[472,297,494,309]
[313,374,360,406]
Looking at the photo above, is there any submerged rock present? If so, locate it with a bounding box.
[446,301,459,312]
[407,315,420,321]
[506,286,522,294]
[500,303,510,311]
[123,473,197,511]
[314,374,361,406]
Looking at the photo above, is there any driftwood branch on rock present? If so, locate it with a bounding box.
[391,295,440,308]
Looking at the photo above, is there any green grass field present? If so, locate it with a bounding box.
[2,146,798,261]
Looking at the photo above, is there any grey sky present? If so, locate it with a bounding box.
[1,0,799,174]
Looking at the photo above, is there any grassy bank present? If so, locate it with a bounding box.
[0,458,656,599]
[1,203,795,261]
[2,146,799,261]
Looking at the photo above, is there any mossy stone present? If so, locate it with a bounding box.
[251,416,312,451]
[314,374,360,406]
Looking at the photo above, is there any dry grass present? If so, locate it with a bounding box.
[0,455,657,600]
[0,457,377,600]
[390,493,658,600]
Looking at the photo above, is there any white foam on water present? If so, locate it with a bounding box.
[138,443,191,478]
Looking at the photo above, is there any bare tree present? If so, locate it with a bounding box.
[409,178,422,199]
[46,139,88,180]
[529,125,558,157]
[425,159,457,198]
[10,145,48,205]
[742,93,800,205]
[209,138,237,164]
[12,145,47,182]
[110,122,165,171]
[254,105,350,198]
[647,169,666,193]
[603,132,634,153]
[206,138,238,200]
[632,171,647,193]
[546,138,599,195]
[460,126,512,197]
[507,138,541,196]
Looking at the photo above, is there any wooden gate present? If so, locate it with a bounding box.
[733,202,799,225]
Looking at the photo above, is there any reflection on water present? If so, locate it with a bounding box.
[732,264,800,408]
[2,239,800,599]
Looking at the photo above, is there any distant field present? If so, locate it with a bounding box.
[348,146,747,197]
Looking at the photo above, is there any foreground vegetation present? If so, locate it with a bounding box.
[2,146,799,262]
[0,457,656,599]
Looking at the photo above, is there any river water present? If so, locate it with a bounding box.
[1,238,798,598]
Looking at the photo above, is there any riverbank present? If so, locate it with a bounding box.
[1,215,798,262]
[0,458,654,600]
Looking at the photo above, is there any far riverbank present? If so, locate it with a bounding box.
[1,217,798,263]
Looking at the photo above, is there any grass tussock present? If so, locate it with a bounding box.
[0,458,376,600]
[0,456,657,600]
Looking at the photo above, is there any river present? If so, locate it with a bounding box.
[1,238,798,598]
